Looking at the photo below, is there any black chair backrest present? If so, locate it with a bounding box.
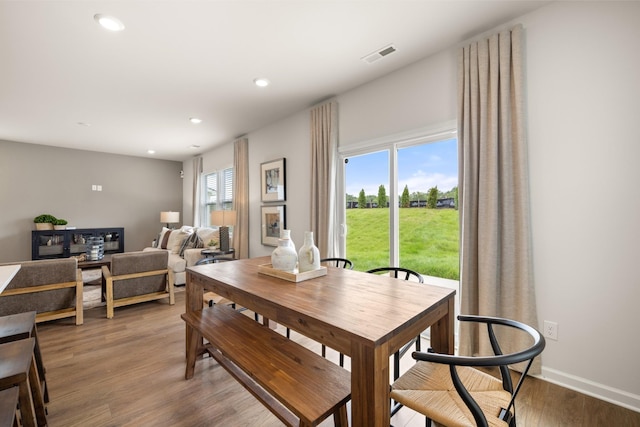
[413,315,546,426]
[320,257,354,269]
[366,266,423,283]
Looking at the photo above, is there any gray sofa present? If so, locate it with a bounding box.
[0,258,83,325]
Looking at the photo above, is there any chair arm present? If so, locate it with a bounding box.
[412,314,545,367]
[101,264,112,279]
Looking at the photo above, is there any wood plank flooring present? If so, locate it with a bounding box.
[36,291,640,427]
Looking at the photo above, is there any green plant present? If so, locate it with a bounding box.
[54,218,68,225]
[33,214,57,224]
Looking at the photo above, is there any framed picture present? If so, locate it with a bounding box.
[260,158,286,202]
[261,205,285,246]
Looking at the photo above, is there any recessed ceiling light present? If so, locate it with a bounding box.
[94,14,125,32]
[189,117,202,124]
[189,145,201,149]
[147,149,155,154]
[77,122,91,127]
[253,78,270,88]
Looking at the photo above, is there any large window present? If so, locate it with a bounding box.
[340,126,459,280]
[202,167,233,227]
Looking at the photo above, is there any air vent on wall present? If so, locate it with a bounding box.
[361,44,397,64]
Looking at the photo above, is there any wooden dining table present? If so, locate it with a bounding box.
[184,256,456,427]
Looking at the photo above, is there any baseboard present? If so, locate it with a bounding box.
[540,367,640,413]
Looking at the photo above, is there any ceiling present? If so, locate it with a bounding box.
[0,1,549,162]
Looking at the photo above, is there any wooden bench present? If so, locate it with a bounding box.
[182,304,351,427]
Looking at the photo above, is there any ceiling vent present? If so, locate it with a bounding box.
[361,44,397,64]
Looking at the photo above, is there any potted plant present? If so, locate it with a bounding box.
[34,214,57,230]
[54,218,68,230]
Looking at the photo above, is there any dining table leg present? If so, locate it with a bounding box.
[430,296,455,354]
[350,341,391,427]
[185,275,204,365]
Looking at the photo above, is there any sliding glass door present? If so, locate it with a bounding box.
[341,129,459,280]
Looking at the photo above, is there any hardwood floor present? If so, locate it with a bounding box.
[36,291,640,427]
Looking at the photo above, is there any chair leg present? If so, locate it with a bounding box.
[286,328,291,339]
[394,351,401,381]
[339,353,344,367]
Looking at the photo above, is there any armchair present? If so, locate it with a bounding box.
[0,258,83,325]
[102,251,175,319]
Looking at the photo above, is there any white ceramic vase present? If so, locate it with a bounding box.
[298,231,320,273]
[280,229,296,253]
[271,238,298,272]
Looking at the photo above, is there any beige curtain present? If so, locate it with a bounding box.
[458,25,539,372]
[233,138,249,259]
[310,101,338,257]
[192,156,203,226]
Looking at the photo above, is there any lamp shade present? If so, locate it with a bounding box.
[210,210,236,227]
[160,211,180,224]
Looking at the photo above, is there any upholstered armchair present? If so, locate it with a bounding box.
[0,258,83,325]
[102,251,175,319]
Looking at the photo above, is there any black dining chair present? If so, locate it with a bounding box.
[391,315,545,427]
[320,257,354,269]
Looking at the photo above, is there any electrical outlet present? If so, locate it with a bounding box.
[544,320,558,341]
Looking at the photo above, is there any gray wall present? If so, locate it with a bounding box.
[0,140,183,262]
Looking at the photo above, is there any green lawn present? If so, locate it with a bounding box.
[346,208,460,280]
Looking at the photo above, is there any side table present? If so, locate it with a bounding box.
[197,249,235,265]
[77,254,112,285]
[77,254,112,271]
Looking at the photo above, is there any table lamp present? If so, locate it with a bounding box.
[160,211,180,229]
[210,210,236,252]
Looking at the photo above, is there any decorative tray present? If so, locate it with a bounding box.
[258,263,327,283]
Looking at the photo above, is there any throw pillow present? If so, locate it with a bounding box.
[169,230,189,254]
[179,230,203,257]
[159,228,173,249]
[197,227,219,248]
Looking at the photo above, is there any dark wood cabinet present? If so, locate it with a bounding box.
[31,228,124,260]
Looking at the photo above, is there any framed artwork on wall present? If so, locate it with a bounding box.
[261,205,285,246]
[260,158,286,202]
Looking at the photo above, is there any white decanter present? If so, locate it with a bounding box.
[298,231,320,273]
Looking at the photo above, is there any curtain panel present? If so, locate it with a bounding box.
[458,25,540,372]
[233,138,249,259]
[310,101,338,257]
[192,156,203,226]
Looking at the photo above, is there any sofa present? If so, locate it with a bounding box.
[0,258,83,325]
[143,226,220,286]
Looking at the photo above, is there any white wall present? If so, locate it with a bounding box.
[184,1,640,410]
[248,110,311,256]
[523,1,640,409]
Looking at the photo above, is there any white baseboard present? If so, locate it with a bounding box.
[540,367,640,413]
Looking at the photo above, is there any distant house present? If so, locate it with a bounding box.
[436,198,456,208]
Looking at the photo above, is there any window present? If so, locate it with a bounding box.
[202,167,233,226]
